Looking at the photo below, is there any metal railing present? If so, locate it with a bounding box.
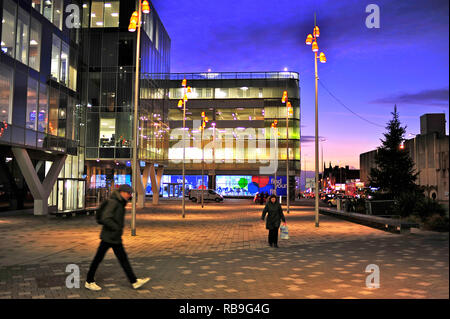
[0,123,78,155]
[142,71,300,81]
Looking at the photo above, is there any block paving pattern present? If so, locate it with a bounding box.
[0,199,448,299]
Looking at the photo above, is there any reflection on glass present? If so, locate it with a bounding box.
[29,18,41,71]
[51,35,61,81]
[26,78,39,130]
[0,63,14,124]
[1,0,17,58]
[38,83,48,132]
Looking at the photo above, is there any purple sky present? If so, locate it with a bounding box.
[153,0,449,169]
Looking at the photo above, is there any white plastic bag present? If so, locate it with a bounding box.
[280,224,289,240]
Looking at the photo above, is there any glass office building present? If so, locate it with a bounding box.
[81,0,171,205]
[0,0,85,214]
[145,72,301,198]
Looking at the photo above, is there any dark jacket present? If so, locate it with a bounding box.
[261,201,286,230]
[100,191,128,244]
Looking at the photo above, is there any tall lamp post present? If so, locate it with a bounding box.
[199,112,209,208]
[282,90,293,214]
[128,0,150,236]
[305,18,326,228]
[178,80,191,218]
[271,120,279,196]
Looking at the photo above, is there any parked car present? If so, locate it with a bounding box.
[189,189,224,202]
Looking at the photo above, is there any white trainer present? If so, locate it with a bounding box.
[132,277,151,289]
[85,281,102,291]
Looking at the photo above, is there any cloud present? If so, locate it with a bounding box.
[370,87,449,106]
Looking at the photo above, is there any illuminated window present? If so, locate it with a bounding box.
[91,1,105,28]
[43,0,53,22]
[0,63,14,124]
[82,1,90,28]
[29,18,42,71]
[38,83,48,133]
[52,0,63,30]
[1,0,17,58]
[15,8,30,65]
[51,35,61,81]
[99,118,116,147]
[60,42,69,86]
[26,78,39,130]
[104,1,120,27]
[32,0,42,13]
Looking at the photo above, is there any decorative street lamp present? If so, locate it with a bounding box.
[282,90,292,214]
[305,16,326,228]
[199,112,209,208]
[128,0,150,236]
[271,120,279,196]
[178,81,191,218]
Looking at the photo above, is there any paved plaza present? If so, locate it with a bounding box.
[0,199,448,299]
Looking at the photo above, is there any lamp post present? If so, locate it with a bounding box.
[282,91,293,214]
[178,80,191,218]
[271,120,279,196]
[128,0,150,236]
[199,112,209,208]
[305,16,326,228]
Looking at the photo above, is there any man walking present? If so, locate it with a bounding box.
[85,184,150,291]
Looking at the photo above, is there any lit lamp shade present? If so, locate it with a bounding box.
[305,34,313,45]
[178,100,183,108]
[201,112,205,118]
[204,117,209,122]
[187,86,192,93]
[319,52,327,63]
[282,91,288,103]
[313,26,320,38]
[131,11,138,23]
[128,21,136,32]
[312,41,319,52]
[183,94,188,102]
[142,0,150,14]
[182,79,187,87]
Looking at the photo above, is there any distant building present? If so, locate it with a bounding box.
[360,113,449,206]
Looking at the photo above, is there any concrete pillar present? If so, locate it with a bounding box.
[12,147,66,216]
[150,164,164,205]
[137,163,151,209]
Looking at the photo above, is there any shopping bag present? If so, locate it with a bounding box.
[280,224,289,240]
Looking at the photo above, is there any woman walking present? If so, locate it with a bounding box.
[261,194,286,248]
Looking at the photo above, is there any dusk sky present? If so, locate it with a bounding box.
[153,0,449,169]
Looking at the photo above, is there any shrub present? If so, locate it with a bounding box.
[423,214,449,232]
[414,198,446,221]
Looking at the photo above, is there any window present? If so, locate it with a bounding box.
[104,1,120,27]
[1,0,17,58]
[91,1,105,28]
[0,63,14,124]
[53,0,63,30]
[60,42,69,86]
[48,87,59,135]
[51,35,61,81]
[38,83,48,133]
[16,8,30,65]
[43,0,53,21]
[99,117,116,147]
[82,1,90,28]
[26,78,39,130]
[32,1,42,13]
[69,51,78,91]
[29,18,42,71]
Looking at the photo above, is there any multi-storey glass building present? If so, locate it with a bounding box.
[81,0,171,206]
[144,72,301,198]
[0,0,84,214]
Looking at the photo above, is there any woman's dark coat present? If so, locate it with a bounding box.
[261,200,286,230]
[100,191,127,244]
